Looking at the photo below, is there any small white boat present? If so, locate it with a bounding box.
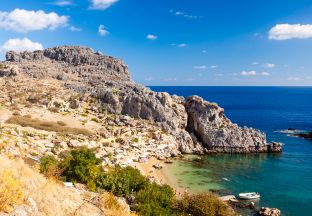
[238,192,260,200]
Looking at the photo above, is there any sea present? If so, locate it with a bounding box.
[149,86,312,216]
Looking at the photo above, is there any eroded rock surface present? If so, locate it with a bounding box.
[2,46,282,154]
[185,96,274,153]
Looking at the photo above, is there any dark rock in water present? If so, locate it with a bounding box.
[288,128,296,131]
[267,142,283,153]
[193,156,203,162]
[293,131,312,140]
[258,207,281,216]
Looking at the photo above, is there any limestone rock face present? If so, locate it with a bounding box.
[2,46,282,154]
[185,95,275,153]
[5,46,131,82]
[0,64,19,77]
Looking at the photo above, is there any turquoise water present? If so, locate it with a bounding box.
[150,87,312,216]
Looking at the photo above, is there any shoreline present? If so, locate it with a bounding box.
[134,157,186,196]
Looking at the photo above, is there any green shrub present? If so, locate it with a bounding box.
[40,155,58,174]
[131,138,139,143]
[173,193,234,216]
[133,183,175,216]
[39,155,62,179]
[40,149,234,216]
[60,147,102,185]
[96,166,148,197]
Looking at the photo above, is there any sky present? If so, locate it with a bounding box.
[1,0,312,86]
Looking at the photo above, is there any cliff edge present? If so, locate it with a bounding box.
[1,46,282,154]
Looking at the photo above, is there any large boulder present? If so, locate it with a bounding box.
[185,95,271,153]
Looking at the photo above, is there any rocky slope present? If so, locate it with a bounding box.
[1,46,282,154]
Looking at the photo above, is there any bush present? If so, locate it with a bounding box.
[39,149,233,216]
[0,170,24,213]
[60,148,102,189]
[133,183,175,216]
[96,166,148,197]
[39,155,62,179]
[174,193,234,216]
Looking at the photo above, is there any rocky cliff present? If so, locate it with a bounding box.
[1,46,282,154]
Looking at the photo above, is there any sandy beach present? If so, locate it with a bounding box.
[134,157,186,195]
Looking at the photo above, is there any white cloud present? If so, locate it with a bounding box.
[265,63,275,68]
[211,65,218,69]
[50,0,73,6]
[252,62,259,65]
[0,38,43,53]
[169,9,201,19]
[90,0,118,10]
[241,70,257,76]
[170,43,188,48]
[186,78,195,81]
[0,9,68,33]
[260,72,270,76]
[147,34,157,40]
[69,26,81,32]
[98,25,109,36]
[193,65,207,70]
[240,70,270,76]
[269,24,312,40]
[288,76,300,81]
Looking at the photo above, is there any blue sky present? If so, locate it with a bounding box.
[1,0,312,86]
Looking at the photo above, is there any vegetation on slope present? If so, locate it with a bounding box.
[40,148,235,216]
[6,115,92,136]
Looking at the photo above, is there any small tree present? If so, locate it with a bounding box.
[60,147,102,189]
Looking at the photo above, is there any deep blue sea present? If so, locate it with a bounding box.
[149,86,312,216]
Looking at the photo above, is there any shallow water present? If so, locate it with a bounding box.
[150,86,312,216]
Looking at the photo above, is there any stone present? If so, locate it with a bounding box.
[293,131,312,140]
[258,207,281,216]
[48,99,70,113]
[68,139,84,148]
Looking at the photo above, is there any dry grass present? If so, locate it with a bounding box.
[0,155,92,215]
[0,169,24,213]
[98,192,130,216]
[6,116,92,136]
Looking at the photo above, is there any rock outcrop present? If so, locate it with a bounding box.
[185,96,282,153]
[293,131,312,140]
[258,207,281,216]
[2,46,282,154]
